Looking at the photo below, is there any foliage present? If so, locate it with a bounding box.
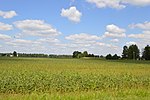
[83,51,88,57]
[122,45,140,60]
[73,51,99,58]
[142,45,150,60]
[73,51,82,58]
[106,54,120,60]
[13,51,17,57]
[122,46,128,59]
[128,45,140,59]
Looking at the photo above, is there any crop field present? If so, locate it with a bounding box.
[0,58,150,100]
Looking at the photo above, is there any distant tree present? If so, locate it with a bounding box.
[128,45,140,60]
[112,54,120,60]
[142,45,150,60]
[73,51,82,58]
[106,54,112,60]
[83,51,88,57]
[1,54,7,57]
[106,54,120,60]
[13,51,17,57]
[72,51,98,58]
[122,45,128,59]
[88,54,94,57]
[77,53,83,58]
[100,55,104,58]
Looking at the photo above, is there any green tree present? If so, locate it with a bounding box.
[13,51,17,57]
[142,45,150,60]
[106,54,112,60]
[122,45,128,59]
[83,51,88,57]
[73,51,82,58]
[113,54,120,60]
[128,45,140,60]
[77,53,83,58]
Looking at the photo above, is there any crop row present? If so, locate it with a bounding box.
[0,71,150,94]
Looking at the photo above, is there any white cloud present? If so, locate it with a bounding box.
[128,21,150,47]
[64,33,121,55]
[96,42,119,49]
[128,34,144,38]
[122,0,150,6]
[5,38,48,53]
[0,33,11,41]
[14,20,61,37]
[126,41,137,45]
[66,33,101,41]
[86,0,150,9]
[6,39,40,46]
[87,0,125,9]
[0,22,13,31]
[103,24,126,38]
[128,31,150,42]
[129,21,150,30]
[37,38,60,43]
[96,42,110,47]
[61,6,82,23]
[0,10,17,19]
[110,39,119,42]
[125,21,150,56]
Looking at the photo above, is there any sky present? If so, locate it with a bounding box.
[0,0,150,55]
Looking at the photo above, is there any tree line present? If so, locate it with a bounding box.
[0,51,72,58]
[0,45,150,60]
[72,51,99,58]
[106,45,150,60]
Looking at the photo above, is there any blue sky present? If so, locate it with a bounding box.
[0,0,150,55]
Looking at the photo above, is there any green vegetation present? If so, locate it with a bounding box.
[122,45,150,60]
[72,51,99,58]
[142,45,150,60]
[0,58,150,99]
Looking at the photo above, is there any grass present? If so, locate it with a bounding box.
[0,57,150,99]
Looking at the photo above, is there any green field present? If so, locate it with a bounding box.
[0,58,150,100]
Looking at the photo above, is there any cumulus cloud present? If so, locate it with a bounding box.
[65,33,100,52]
[126,41,137,45]
[128,34,144,38]
[0,22,13,31]
[64,33,121,55]
[87,0,125,9]
[128,31,150,42]
[122,0,150,6]
[129,21,150,30]
[86,0,150,9]
[37,38,60,43]
[128,21,150,49]
[103,24,126,38]
[14,20,61,37]
[0,10,17,19]
[61,6,82,23]
[128,22,150,42]
[96,42,110,47]
[0,33,11,41]
[110,39,119,42]
[6,39,40,46]
[66,33,101,41]
[5,38,48,53]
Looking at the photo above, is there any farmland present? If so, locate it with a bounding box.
[0,57,150,100]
